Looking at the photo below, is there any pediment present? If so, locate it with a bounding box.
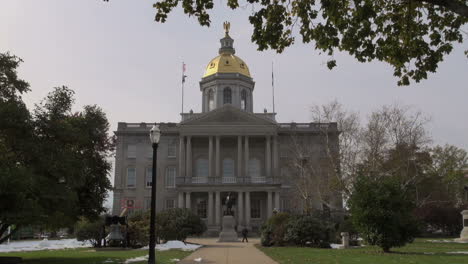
[181,105,276,126]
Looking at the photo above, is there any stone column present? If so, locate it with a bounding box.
[458,210,468,241]
[185,192,191,209]
[237,191,244,226]
[186,136,192,178]
[179,136,185,178]
[275,191,280,211]
[273,135,278,177]
[208,192,214,225]
[178,192,184,208]
[245,191,251,228]
[215,191,221,226]
[244,136,249,178]
[266,136,271,177]
[209,136,213,178]
[215,136,221,178]
[267,191,273,218]
[237,136,242,179]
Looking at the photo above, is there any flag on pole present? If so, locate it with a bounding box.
[182,62,187,83]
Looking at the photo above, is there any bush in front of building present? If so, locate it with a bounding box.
[75,216,105,247]
[284,215,333,248]
[414,202,465,236]
[127,211,150,248]
[156,208,206,243]
[261,212,291,247]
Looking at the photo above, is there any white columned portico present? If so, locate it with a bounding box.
[215,191,221,226]
[237,136,242,178]
[178,192,184,208]
[209,136,213,178]
[275,191,280,211]
[179,136,185,178]
[267,191,273,218]
[238,191,244,227]
[215,136,221,178]
[245,191,251,228]
[244,136,249,178]
[208,191,214,225]
[266,136,271,177]
[186,136,192,178]
[185,192,191,209]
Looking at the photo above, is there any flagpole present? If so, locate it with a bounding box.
[272,61,276,113]
[181,62,185,114]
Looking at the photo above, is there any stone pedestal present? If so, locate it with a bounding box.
[340,232,350,249]
[456,210,468,242]
[218,215,238,242]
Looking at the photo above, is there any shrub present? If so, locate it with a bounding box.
[156,208,206,242]
[284,215,332,248]
[261,212,291,247]
[348,175,419,252]
[75,217,105,247]
[414,202,465,236]
[127,211,150,248]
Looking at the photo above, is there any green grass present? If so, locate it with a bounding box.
[0,247,192,264]
[257,238,468,264]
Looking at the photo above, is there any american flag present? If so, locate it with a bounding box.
[182,62,187,83]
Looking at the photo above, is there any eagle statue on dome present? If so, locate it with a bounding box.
[223,21,231,36]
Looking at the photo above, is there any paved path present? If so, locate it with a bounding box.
[179,238,278,264]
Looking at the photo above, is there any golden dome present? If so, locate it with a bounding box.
[203,54,251,78]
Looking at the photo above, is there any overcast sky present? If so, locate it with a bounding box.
[1,1,467,207]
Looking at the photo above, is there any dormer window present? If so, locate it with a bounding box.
[208,89,215,111]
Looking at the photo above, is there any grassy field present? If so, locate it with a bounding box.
[0,247,192,264]
[258,238,468,264]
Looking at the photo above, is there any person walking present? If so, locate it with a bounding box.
[241,227,249,243]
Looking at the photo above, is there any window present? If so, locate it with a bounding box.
[251,199,261,218]
[241,90,247,110]
[196,158,209,177]
[166,199,175,209]
[208,89,214,111]
[197,199,207,218]
[223,87,232,104]
[248,158,261,177]
[145,167,152,187]
[222,158,235,177]
[127,167,136,188]
[146,146,153,158]
[168,142,176,158]
[127,144,136,158]
[165,167,176,188]
[144,197,151,210]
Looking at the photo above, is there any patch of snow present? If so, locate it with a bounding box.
[170,258,180,262]
[0,238,91,253]
[141,240,201,251]
[194,257,202,262]
[427,239,468,244]
[330,244,341,249]
[125,255,148,263]
[447,251,468,254]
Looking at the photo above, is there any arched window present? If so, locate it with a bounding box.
[196,158,209,177]
[248,158,261,177]
[223,87,232,104]
[222,158,235,177]
[208,89,214,111]
[241,90,247,110]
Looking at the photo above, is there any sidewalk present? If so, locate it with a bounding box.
[178,238,278,264]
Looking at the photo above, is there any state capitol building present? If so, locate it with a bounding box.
[112,25,342,234]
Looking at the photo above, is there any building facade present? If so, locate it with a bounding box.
[112,26,341,233]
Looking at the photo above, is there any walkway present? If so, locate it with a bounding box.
[179,238,278,264]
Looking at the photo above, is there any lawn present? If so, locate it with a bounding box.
[0,247,192,264]
[258,238,468,264]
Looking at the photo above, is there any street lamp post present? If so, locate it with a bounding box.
[148,124,161,264]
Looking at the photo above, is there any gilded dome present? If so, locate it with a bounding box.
[203,54,251,78]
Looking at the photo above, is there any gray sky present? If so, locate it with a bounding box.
[1,1,467,208]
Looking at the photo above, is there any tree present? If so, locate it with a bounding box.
[75,216,105,247]
[155,208,206,243]
[0,52,114,244]
[131,0,468,85]
[348,175,419,252]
